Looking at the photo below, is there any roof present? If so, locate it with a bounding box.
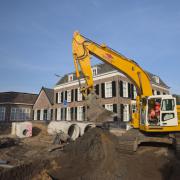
[55,63,169,88]
[41,87,54,105]
[0,91,38,104]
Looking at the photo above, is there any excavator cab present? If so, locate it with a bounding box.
[140,95,178,131]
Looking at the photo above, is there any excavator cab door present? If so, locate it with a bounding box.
[160,96,178,127]
[147,95,178,127]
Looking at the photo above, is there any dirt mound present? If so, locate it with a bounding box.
[0,137,19,148]
[47,128,180,180]
[48,128,129,180]
[1,127,180,180]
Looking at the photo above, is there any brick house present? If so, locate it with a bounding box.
[33,87,54,121]
[52,63,170,122]
[0,92,38,122]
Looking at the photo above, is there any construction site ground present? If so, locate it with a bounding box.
[0,122,180,180]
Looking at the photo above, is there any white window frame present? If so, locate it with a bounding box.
[67,90,71,102]
[34,109,37,120]
[0,107,6,121]
[40,109,44,120]
[77,88,82,101]
[92,67,97,76]
[105,81,112,98]
[77,106,84,121]
[153,90,157,95]
[105,104,113,112]
[123,81,128,98]
[123,104,129,122]
[66,107,71,121]
[58,92,61,103]
[57,108,61,120]
[68,74,73,82]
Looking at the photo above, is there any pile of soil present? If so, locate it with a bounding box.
[1,127,180,180]
[47,128,179,180]
[0,137,19,148]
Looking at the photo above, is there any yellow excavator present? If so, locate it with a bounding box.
[72,31,180,155]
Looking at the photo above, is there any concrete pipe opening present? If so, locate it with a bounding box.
[68,124,80,141]
[84,124,93,133]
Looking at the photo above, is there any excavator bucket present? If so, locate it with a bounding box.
[85,92,117,123]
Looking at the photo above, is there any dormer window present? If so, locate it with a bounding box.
[68,74,73,82]
[153,76,160,84]
[92,67,97,76]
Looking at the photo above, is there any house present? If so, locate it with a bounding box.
[0,91,38,122]
[33,87,54,121]
[52,63,170,122]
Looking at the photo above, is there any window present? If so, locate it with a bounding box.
[133,86,137,99]
[131,103,137,113]
[105,81,112,98]
[77,106,84,121]
[43,109,47,120]
[77,88,82,101]
[123,81,128,97]
[105,104,113,112]
[10,108,31,121]
[37,110,41,120]
[153,76,160,84]
[123,104,129,122]
[68,74,73,82]
[92,67,97,76]
[67,90,71,102]
[162,99,175,111]
[0,107,5,121]
[66,107,71,121]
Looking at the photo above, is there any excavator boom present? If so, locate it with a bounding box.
[72,31,152,125]
[72,31,153,98]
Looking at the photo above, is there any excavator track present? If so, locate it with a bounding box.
[117,129,138,155]
[175,133,180,159]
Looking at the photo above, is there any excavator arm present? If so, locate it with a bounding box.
[72,31,153,98]
[72,31,153,125]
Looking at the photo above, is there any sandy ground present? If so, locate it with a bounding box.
[0,124,180,180]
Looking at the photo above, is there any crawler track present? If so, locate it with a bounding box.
[117,129,138,154]
[175,133,180,159]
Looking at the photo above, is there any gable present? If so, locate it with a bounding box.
[33,90,52,109]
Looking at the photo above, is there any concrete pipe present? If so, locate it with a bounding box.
[47,121,71,135]
[47,121,80,141]
[11,122,32,138]
[76,122,95,136]
[67,124,80,141]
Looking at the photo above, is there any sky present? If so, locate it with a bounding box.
[0,0,180,94]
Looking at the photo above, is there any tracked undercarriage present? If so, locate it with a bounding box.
[115,128,180,158]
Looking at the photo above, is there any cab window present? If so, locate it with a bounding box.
[161,99,175,111]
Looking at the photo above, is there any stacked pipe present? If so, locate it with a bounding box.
[47,121,95,141]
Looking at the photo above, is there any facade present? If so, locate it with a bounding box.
[33,87,54,121]
[53,63,170,122]
[0,92,37,122]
